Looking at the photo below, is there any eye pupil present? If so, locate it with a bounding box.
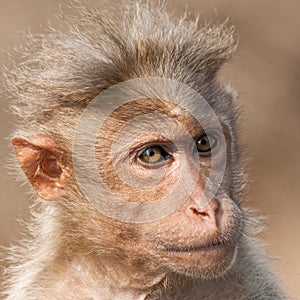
[149,150,155,157]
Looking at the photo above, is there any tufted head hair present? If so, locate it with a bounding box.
[3,1,237,138]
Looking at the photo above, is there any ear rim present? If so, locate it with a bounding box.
[12,134,70,201]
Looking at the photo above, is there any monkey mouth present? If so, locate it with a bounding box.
[162,238,231,253]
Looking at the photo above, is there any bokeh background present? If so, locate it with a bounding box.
[0,0,299,298]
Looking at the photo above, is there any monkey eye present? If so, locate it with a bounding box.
[138,146,171,164]
[196,134,217,153]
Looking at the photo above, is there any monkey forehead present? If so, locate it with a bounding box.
[97,98,215,134]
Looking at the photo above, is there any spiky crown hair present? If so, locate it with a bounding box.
[3,1,237,136]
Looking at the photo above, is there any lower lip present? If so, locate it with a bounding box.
[164,242,228,253]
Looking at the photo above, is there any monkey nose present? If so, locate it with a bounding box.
[188,198,221,228]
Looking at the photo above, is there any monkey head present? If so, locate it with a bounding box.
[8,2,245,289]
[12,83,244,285]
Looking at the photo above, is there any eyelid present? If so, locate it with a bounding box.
[130,140,177,157]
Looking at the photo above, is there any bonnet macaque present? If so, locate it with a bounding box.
[1,1,286,299]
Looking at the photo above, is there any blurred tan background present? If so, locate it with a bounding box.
[0,0,299,298]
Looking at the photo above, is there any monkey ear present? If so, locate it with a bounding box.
[12,135,70,201]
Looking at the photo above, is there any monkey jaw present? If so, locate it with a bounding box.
[158,238,239,280]
[166,243,238,280]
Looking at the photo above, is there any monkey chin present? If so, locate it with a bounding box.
[166,242,238,280]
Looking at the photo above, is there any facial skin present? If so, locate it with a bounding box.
[94,98,242,278]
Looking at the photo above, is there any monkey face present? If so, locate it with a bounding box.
[91,98,243,279]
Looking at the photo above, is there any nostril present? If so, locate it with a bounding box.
[190,207,209,217]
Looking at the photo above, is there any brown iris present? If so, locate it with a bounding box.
[196,134,217,153]
[139,146,168,164]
